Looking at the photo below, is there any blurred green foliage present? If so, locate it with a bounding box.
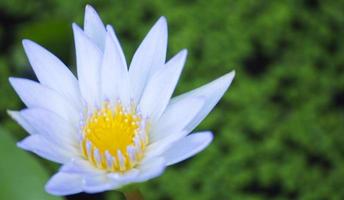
[0,0,343,199]
[0,128,62,200]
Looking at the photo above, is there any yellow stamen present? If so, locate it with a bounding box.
[81,102,149,172]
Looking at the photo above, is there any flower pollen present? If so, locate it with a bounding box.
[81,101,148,172]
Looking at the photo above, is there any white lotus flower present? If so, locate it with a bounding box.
[8,5,235,196]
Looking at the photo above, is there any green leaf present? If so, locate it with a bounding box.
[0,128,62,200]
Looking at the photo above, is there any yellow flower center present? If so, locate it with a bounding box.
[80,102,149,172]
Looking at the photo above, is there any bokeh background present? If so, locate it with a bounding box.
[0,0,343,199]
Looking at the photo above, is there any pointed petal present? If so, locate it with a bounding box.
[139,50,187,122]
[45,172,83,196]
[7,110,35,135]
[84,5,106,50]
[17,135,74,164]
[129,17,168,102]
[163,131,213,166]
[73,24,102,109]
[171,71,235,132]
[106,25,127,67]
[9,78,79,124]
[22,40,81,109]
[100,26,130,105]
[20,108,79,148]
[150,97,204,142]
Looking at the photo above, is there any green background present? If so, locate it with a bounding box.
[0,0,343,199]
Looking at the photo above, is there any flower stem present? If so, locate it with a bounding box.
[124,189,144,200]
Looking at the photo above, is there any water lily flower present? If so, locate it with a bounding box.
[8,5,235,196]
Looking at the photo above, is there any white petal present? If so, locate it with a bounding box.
[150,96,204,142]
[106,25,127,67]
[61,158,104,175]
[7,110,35,135]
[83,175,112,193]
[162,131,213,166]
[107,169,139,183]
[22,40,81,110]
[47,170,112,195]
[171,71,235,132]
[60,162,116,194]
[107,158,165,189]
[56,158,165,194]
[139,50,187,122]
[73,24,102,109]
[100,26,130,105]
[45,172,83,196]
[129,17,168,103]
[134,157,165,182]
[83,170,139,193]
[145,131,188,160]
[84,5,106,50]
[17,135,73,164]
[9,78,79,124]
[107,157,165,186]
[20,108,79,148]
